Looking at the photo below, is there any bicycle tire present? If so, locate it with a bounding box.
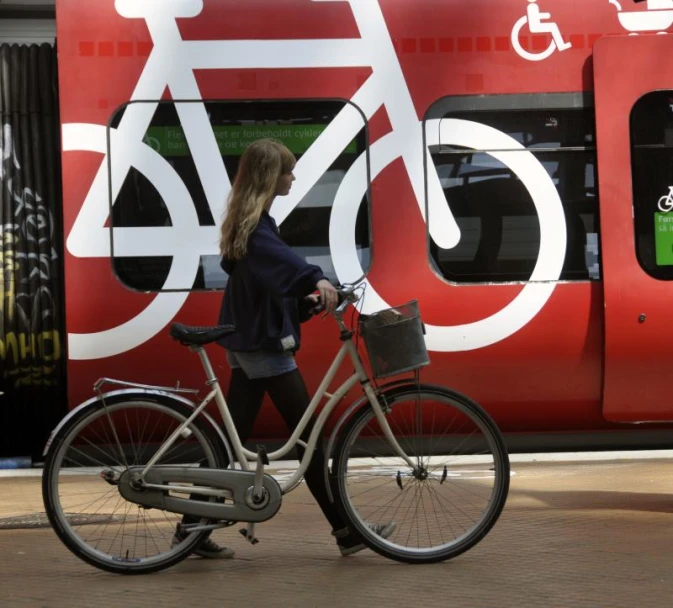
[658,195,673,212]
[42,393,230,574]
[329,118,567,351]
[63,122,198,359]
[332,383,509,564]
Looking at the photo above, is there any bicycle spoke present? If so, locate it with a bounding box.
[45,399,224,572]
[335,389,508,561]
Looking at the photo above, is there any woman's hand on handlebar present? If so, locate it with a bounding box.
[304,293,323,316]
[316,279,339,314]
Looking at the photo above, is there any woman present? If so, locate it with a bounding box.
[178,139,392,559]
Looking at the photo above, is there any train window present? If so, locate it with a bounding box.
[425,93,600,283]
[107,100,370,291]
[631,91,673,280]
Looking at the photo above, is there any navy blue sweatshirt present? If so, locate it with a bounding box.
[216,211,326,353]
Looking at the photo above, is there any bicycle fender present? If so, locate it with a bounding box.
[42,388,233,466]
[324,379,434,502]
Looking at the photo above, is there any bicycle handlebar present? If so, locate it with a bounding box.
[309,283,361,317]
[337,283,360,302]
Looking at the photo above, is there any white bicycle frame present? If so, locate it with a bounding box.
[66,0,462,360]
[66,0,567,361]
[77,0,456,261]
[139,306,416,500]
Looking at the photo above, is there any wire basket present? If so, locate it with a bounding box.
[359,300,430,379]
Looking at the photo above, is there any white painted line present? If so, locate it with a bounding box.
[3,450,673,479]
[507,450,673,463]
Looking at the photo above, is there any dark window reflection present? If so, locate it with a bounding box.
[428,103,600,283]
[631,91,673,280]
[109,100,369,291]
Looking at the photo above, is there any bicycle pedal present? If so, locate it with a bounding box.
[239,527,259,545]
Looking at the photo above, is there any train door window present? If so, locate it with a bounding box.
[424,93,600,283]
[107,100,370,291]
[631,91,673,280]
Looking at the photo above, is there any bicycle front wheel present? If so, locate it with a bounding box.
[332,384,509,564]
[42,394,229,574]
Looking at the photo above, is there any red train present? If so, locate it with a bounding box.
[54,0,673,450]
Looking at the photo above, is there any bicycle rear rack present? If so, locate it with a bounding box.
[93,377,200,395]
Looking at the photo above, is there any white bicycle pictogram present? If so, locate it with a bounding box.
[64,0,567,360]
[658,186,673,212]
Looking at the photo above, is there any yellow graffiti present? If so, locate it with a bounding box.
[1,330,62,387]
[1,247,16,324]
[4,366,60,388]
[0,330,61,364]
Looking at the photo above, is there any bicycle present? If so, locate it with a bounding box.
[41,284,510,574]
[658,186,673,212]
[64,0,567,361]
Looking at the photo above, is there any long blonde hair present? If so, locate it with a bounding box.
[220,138,296,259]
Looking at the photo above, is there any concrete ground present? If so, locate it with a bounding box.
[0,452,672,608]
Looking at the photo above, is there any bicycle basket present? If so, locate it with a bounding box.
[358,300,430,379]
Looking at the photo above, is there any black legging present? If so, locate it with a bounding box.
[183,367,346,532]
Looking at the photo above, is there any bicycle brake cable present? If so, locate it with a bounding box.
[354,283,380,391]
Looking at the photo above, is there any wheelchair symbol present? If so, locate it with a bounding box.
[511,0,572,62]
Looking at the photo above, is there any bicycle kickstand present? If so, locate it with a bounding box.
[240,523,258,545]
[239,445,269,545]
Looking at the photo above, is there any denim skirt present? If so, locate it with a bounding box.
[226,349,297,379]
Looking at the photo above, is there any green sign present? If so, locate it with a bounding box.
[143,124,357,157]
[655,212,673,265]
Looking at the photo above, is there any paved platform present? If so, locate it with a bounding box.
[1,452,672,607]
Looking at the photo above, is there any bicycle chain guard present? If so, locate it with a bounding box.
[118,466,282,523]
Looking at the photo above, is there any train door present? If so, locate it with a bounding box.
[594,34,673,422]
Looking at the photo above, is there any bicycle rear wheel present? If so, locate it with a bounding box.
[42,394,229,574]
[332,384,509,564]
